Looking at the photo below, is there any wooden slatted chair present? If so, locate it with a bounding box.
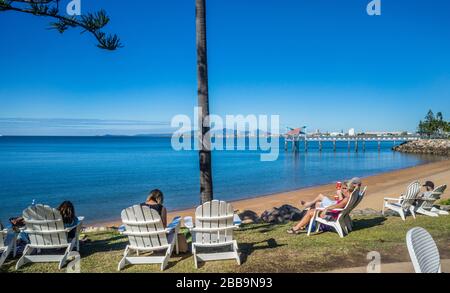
[415,185,448,217]
[15,204,82,270]
[307,187,360,238]
[191,200,240,268]
[0,225,16,268]
[407,227,441,273]
[118,205,180,271]
[382,181,421,221]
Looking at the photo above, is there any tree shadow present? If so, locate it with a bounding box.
[239,223,275,233]
[238,238,286,264]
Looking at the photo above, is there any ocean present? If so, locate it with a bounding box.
[0,136,440,224]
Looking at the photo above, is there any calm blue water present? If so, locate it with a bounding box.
[0,136,441,224]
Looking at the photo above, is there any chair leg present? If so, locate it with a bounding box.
[15,244,32,270]
[161,244,173,271]
[335,223,345,238]
[0,247,9,267]
[399,209,406,221]
[192,244,198,269]
[59,243,74,270]
[118,246,130,271]
[233,240,241,266]
[409,206,416,219]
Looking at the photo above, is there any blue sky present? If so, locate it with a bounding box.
[0,0,449,135]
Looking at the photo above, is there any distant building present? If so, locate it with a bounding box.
[348,128,356,136]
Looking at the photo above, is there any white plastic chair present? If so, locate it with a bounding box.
[307,187,360,238]
[415,185,448,217]
[15,204,83,270]
[118,205,180,271]
[406,227,441,273]
[382,181,420,220]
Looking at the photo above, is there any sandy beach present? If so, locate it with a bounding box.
[95,159,450,227]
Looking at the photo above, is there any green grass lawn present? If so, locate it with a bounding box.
[2,215,450,273]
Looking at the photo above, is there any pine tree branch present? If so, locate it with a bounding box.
[0,0,122,50]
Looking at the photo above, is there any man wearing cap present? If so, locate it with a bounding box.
[420,181,435,198]
[350,177,362,189]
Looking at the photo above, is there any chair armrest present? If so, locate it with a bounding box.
[315,207,344,212]
[384,197,402,202]
[166,217,181,233]
[183,216,194,230]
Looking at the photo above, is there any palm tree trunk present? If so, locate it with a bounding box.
[196,0,213,204]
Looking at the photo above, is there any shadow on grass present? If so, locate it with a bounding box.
[239,238,286,264]
[239,223,276,233]
[80,234,127,257]
[352,217,387,231]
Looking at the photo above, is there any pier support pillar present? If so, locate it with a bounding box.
[333,140,336,152]
[304,140,308,153]
[378,141,381,151]
[347,140,350,152]
[319,140,322,152]
[355,140,358,153]
[363,141,366,152]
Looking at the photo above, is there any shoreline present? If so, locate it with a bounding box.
[90,159,450,228]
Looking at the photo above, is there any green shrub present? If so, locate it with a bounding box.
[439,199,450,206]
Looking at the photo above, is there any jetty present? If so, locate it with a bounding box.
[284,128,420,152]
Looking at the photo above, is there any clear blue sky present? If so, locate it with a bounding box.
[0,0,449,135]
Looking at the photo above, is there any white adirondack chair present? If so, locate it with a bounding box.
[415,185,448,217]
[406,227,441,273]
[344,186,367,233]
[0,226,16,268]
[307,188,360,238]
[382,181,421,221]
[191,200,240,268]
[15,204,83,270]
[118,205,180,271]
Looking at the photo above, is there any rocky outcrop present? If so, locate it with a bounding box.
[393,139,450,156]
[260,205,304,224]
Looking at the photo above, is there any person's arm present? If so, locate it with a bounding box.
[321,197,349,217]
[336,189,343,201]
[161,207,168,228]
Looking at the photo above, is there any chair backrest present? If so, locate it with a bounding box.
[194,200,235,245]
[338,187,361,218]
[401,181,421,209]
[352,186,367,211]
[0,228,6,248]
[23,204,68,247]
[406,227,441,273]
[433,184,447,195]
[121,205,168,249]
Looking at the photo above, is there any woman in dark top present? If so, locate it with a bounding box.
[142,189,168,228]
[57,201,79,239]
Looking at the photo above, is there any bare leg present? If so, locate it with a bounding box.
[293,209,316,231]
[301,194,326,209]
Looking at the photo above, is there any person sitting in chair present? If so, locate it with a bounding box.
[287,181,357,234]
[141,189,168,228]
